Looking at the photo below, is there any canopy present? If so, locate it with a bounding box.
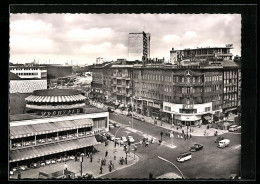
[10,119,94,139]
[9,136,98,162]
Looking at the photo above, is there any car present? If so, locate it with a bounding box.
[229,174,241,179]
[51,159,56,164]
[78,133,84,136]
[127,136,135,143]
[70,156,75,160]
[61,136,67,140]
[54,137,60,141]
[45,160,51,165]
[115,138,124,145]
[189,144,203,152]
[40,162,46,167]
[11,167,17,172]
[110,135,115,141]
[229,125,239,132]
[47,138,53,142]
[19,165,28,171]
[215,137,224,143]
[56,158,62,163]
[177,152,192,162]
[10,171,14,175]
[113,123,121,127]
[109,124,115,129]
[140,117,145,122]
[121,136,127,143]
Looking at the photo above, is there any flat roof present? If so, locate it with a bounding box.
[9,105,107,122]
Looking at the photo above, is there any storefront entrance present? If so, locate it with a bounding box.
[181,121,195,126]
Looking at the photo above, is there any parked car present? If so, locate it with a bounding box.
[215,136,225,143]
[11,167,18,172]
[54,137,60,141]
[51,159,56,164]
[110,135,115,141]
[121,136,127,143]
[127,136,135,143]
[229,174,241,179]
[176,152,192,162]
[189,144,203,152]
[140,117,145,122]
[10,171,14,175]
[69,156,75,160]
[45,160,51,165]
[115,138,124,145]
[109,124,115,129]
[113,123,121,127]
[19,165,28,171]
[56,158,62,163]
[229,125,239,132]
[78,133,84,136]
[47,138,53,142]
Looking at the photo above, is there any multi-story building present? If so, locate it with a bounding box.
[10,66,47,79]
[92,46,240,126]
[9,89,109,173]
[170,44,234,65]
[128,32,151,61]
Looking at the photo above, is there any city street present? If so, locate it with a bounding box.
[102,113,241,179]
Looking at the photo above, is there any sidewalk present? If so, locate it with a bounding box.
[132,114,228,137]
[10,141,139,179]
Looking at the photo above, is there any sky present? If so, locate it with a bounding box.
[10,14,241,65]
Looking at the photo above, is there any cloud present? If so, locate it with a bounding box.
[10,14,241,65]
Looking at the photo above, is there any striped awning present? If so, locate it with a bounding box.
[9,137,98,162]
[73,119,93,127]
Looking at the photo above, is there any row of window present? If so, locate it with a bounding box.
[224,86,237,93]
[224,71,237,78]
[16,72,38,76]
[223,94,237,101]
[224,79,237,84]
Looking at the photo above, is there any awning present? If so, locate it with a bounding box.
[73,119,93,128]
[10,125,36,139]
[30,123,57,134]
[9,136,98,162]
[53,120,76,130]
[203,115,212,120]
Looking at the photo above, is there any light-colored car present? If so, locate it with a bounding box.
[127,136,135,143]
[56,158,62,163]
[19,165,27,171]
[121,136,127,143]
[110,135,115,141]
[115,138,124,145]
[54,137,60,141]
[70,156,75,160]
[78,133,84,136]
[109,124,115,129]
[47,138,53,142]
[45,160,51,165]
[10,171,14,175]
[51,159,56,164]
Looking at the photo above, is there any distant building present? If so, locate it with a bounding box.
[10,65,47,79]
[44,64,73,80]
[96,57,105,65]
[128,32,150,61]
[9,72,47,94]
[170,45,234,65]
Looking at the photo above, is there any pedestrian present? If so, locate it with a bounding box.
[105,150,108,157]
[112,162,115,170]
[171,123,174,128]
[184,134,186,141]
[125,157,127,164]
[114,155,116,160]
[64,162,68,171]
[190,134,192,140]
[177,126,179,131]
[90,154,93,162]
[207,125,209,129]
[100,166,103,174]
[104,158,106,165]
[204,130,206,136]
[17,171,21,179]
[109,164,112,172]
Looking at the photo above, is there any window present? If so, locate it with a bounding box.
[182,77,184,82]
[193,77,195,83]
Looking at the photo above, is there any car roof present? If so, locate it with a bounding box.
[180,152,191,155]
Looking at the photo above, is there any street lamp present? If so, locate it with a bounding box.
[131,97,134,129]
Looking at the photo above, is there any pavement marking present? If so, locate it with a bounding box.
[158,156,184,179]
[231,144,241,149]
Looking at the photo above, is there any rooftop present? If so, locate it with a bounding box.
[33,89,80,96]
[9,105,107,122]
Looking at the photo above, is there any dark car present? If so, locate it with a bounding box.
[215,136,224,143]
[189,144,203,152]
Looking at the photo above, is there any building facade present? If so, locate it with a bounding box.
[170,45,234,65]
[9,89,109,170]
[128,32,150,61]
[10,66,47,79]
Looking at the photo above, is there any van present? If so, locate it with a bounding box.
[229,125,239,132]
[176,152,192,162]
[218,139,230,148]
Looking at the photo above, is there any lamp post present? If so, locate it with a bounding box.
[131,97,133,129]
[80,155,84,177]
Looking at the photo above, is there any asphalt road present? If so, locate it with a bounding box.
[102,113,241,179]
